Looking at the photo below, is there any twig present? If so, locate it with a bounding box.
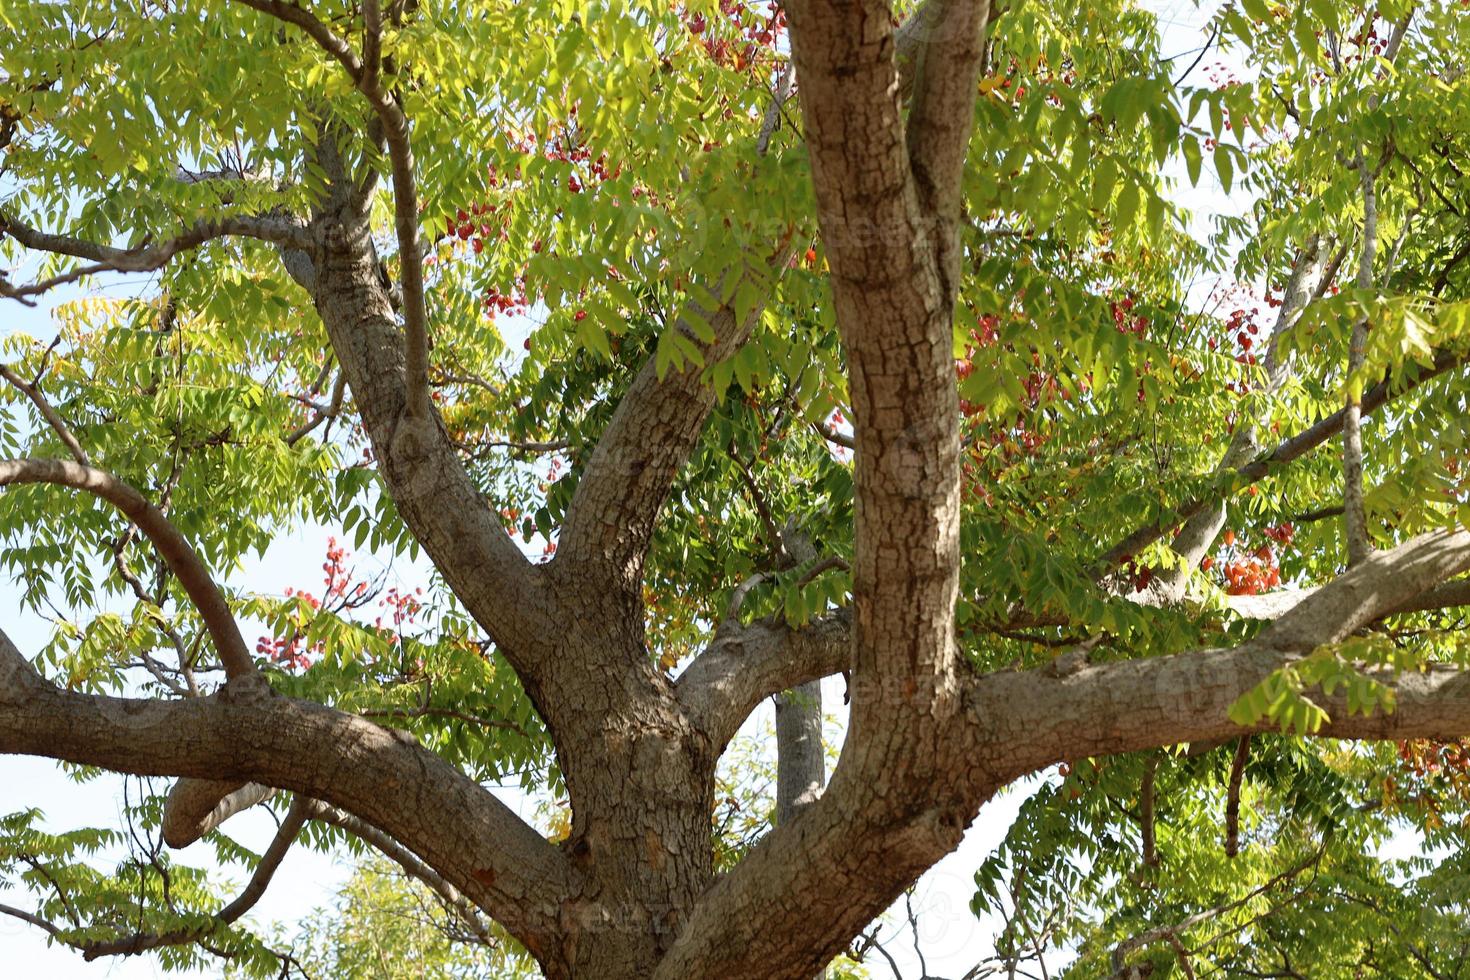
[0,364,89,464]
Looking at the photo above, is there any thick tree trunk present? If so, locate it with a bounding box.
[534,608,716,978]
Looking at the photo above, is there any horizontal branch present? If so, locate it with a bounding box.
[974,529,1470,782]
[1220,576,1470,622]
[0,212,312,302]
[676,608,850,750]
[0,626,573,961]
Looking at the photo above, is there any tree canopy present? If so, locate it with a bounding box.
[2,0,1470,976]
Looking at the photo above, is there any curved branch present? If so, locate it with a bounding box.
[0,626,574,962]
[162,780,277,849]
[79,795,310,961]
[0,458,254,678]
[556,257,787,593]
[676,608,850,750]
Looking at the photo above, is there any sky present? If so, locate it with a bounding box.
[0,1,1276,977]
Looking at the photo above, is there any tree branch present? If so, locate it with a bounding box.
[1343,158,1378,566]
[298,207,545,673]
[304,799,497,946]
[0,212,312,302]
[973,530,1470,784]
[1140,754,1159,868]
[162,781,277,849]
[1095,346,1468,574]
[904,0,992,231]
[232,0,432,418]
[1158,236,1329,596]
[657,531,1470,980]
[677,608,850,751]
[555,256,788,594]
[0,626,573,962]
[1110,848,1323,977]
[0,458,254,678]
[0,364,89,464]
[79,795,310,961]
[1224,735,1249,858]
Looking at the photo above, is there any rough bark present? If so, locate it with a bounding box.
[0,626,573,963]
[556,259,784,602]
[303,179,723,980]
[7,5,1470,979]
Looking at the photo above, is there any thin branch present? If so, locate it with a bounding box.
[0,903,64,938]
[1342,157,1377,566]
[756,61,795,156]
[359,704,533,740]
[0,364,88,464]
[1171,22,1219,85]
[1432,237,1470,297]
[1095,346,1468,574]
[813,419,855,450]
[1224,735,1250,858]
[79,796,310,960]
[303,799,496,946]
[285,372,347,446]
[1110,849,1324,975]
[794,555,850,590]
[1140,755,1159,868]
[0,212,311,302]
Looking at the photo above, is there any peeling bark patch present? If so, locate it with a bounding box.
[645,829,666,872]
[473,867,498,887]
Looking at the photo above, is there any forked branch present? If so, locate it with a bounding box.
[232,0,432,418]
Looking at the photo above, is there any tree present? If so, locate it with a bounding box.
[2,0,1470,975]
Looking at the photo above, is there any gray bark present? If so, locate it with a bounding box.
[775,681,826,824]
